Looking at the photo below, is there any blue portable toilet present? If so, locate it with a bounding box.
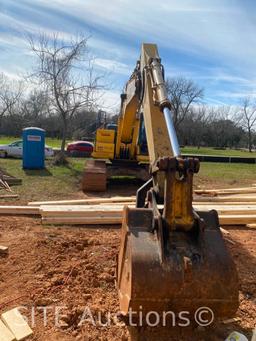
[22,127,45,169]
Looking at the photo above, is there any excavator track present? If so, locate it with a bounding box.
[82,160,107,192]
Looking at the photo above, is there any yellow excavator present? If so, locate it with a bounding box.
[82,59,150,192]
[85,43,238,332]
[116,44,238,328]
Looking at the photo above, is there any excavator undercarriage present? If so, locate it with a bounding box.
[82,159,149,192]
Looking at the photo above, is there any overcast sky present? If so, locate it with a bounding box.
[0,0,256,109]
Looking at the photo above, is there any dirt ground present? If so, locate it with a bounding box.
[0,187,255,340]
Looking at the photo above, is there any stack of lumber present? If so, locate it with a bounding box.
[37,204,256,226]
[0,186,256,227]
[40,205,123,225]
[194,186,256,226]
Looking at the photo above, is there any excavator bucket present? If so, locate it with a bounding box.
[117,206,239,320]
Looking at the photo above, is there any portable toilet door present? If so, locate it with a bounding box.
[22,127,45,169]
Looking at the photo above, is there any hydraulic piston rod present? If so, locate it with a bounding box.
[163,107,180,157]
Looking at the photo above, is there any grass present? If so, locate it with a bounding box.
[181,146,256,157]
[0,157,255,203]
[0,157,85,203]
[194,162,256,188]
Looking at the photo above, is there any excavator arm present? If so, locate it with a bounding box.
[117,43,238,326]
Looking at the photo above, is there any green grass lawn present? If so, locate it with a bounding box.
[0,157,255,203]
[194,162,256,188]
[181,146,256,157]
[0,157,85,203]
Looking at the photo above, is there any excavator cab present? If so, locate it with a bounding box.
[116,44,238,327]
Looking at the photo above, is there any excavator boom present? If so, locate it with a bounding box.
[116,43,238,327]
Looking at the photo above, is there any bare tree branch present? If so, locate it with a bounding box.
[166,77,204,130]
[27,33,103,156]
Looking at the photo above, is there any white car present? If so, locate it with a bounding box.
[0,140,54,158]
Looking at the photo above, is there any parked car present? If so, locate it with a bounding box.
[0,140,54,158]
[67,141,94,157]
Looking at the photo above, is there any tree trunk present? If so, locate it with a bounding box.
[53,116,69,166]
[248,129,252,152]
[61,118,67,154]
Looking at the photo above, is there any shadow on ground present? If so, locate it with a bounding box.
[23,168,52,176]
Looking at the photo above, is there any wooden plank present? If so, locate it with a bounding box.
[40,204,256,214]
[194,196,256,203]
[28,196,136,206]
[40,206,125,217]
[42,216,122,225]
[246,224,256,229]
[219,215,256,225]
[41,210,122,218]
[195,187,256,196]
[42,213,256,226]
[195,205,256,215]
[0,320,15,341]
[1,308,33,341]
[0,206,40,215]
[194,201,256,205]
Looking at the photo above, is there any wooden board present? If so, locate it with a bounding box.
[195,187,256,195]
[40,204,256,217]
[42,216,122,225]
[195,205,256,215]
[40,205,127,217]
[219,215,256,225]
[42,213,256,226]
[28,196,136,206]
[246,224,256,229]
[0,206,40,215]
[1,308,33,341]
[0,320,15,341]
[194,196,256,203]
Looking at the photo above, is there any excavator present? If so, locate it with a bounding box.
[86,43,239,334]
[82,60,150,192]
[117,43,239,328]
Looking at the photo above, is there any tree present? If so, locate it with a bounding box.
[236,98,256,152]
[0,73,23,128]
[28,33,103,159]
[166,77,203,130]
[21,90,51,125]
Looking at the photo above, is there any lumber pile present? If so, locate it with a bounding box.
[40,205,123,225]
[38,203,256,226]
[1,185,256,227]
[35,186,256,226]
